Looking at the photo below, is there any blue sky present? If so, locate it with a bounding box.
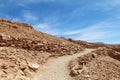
[0,0,120,44]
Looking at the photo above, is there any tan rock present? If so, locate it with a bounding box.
[0,33,11,40]
[36,43,44,46]
[27,62,39,71]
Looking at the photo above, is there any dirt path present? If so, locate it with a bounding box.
[32,49,94,80]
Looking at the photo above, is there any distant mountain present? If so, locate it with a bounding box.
[66,38,120,52]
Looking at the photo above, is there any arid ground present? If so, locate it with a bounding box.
[0,18,120,80]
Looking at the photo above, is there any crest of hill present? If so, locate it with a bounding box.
[0,18,76,44]
[0,18,61,42]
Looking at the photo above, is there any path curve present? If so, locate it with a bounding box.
[33,49,94,80]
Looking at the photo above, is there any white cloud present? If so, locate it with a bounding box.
[94,0,120,11]
[17,0,57,6]
[11,17,21,22]
[63,0,120,24]
[33,23,61,35]
[79,31,113,40]
[32,15,64,35]
[20,0,71,4]
[28,0,55,3]
[34,23,49,30]
[63,17,120,42]
[22,12,38,22]
[70,0,120,18]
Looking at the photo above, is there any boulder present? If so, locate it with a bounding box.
[27,62,39,71]
[0,33,11,40]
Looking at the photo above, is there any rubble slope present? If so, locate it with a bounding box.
[69,47,120,80]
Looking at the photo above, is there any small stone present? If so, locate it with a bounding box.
[70,70,78,77]
[28,62,39,71]
[1,64,8,69]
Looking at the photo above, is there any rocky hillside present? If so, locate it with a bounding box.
[0,18,83,56]
[68,47,120,80]
[0,18,83,80]
[0,18,120,80]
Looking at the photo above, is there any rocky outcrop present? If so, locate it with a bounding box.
[0,38,83,56]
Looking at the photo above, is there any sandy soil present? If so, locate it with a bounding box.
[32,49,94,80]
